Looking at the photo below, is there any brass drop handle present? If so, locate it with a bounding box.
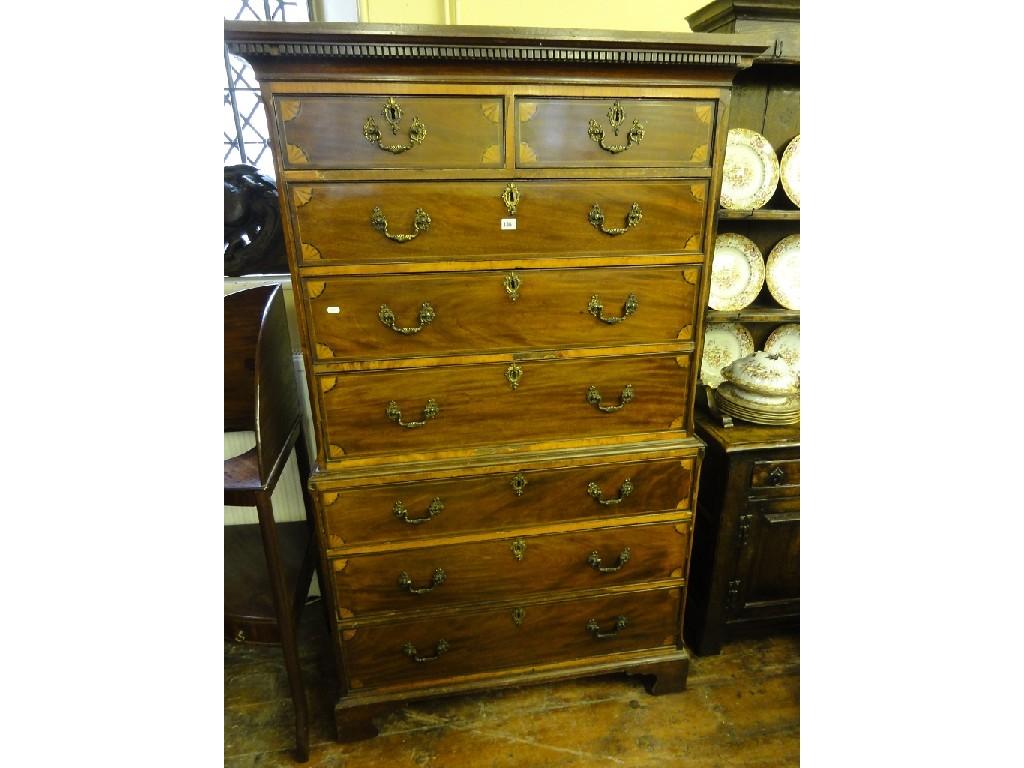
[586,615,628,639]
[370,206,432,242]
[767,466,786,486]
[586,384,634,413]
[397,567,447,594]
[587,547,631,573]
[588,293,638,324]
[394,497,444,525]
[363,97,427,154]
[386,399,439,429]
[588,202,642,236]
[402,638,449,662]
[587,478,634,506]
[587,100,645,154]
[379,302,436,334]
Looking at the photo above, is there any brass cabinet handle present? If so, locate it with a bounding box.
[402,638,449,662]
[370,206,432,242]
[588,202,642,236]
[586,615,628,638]
[397,567,447,594]
[588,293,638,324]
[386,399,439,428]
[378,302,436,334]
[587,101,645,154]
[586,384,633,413]
[394,497,444,525]
[587,478,634,506]
[363,97,427,154]
[587,547,631,573]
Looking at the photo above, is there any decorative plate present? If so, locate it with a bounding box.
[764,324,800,373]
[766,234,800,310]
[701,323,755,388]
[709,233,765,311]
[720,128,779,210]
[780,134,800,208]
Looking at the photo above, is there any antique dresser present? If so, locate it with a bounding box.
[225,20,766,740]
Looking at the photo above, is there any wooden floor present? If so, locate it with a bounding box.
[225,604,799,767]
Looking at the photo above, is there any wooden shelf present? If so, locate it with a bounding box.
[706,306,799,323]
[718,209,799,221]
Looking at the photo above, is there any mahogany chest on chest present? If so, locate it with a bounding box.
[226,20,766,739]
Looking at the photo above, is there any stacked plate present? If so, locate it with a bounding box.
[715,383,799,425]
[715,350,799,426]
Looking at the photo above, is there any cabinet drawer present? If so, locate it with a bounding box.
[290,179,706,266]
[516,97,716,168]
[331,521,690,617]
[320,454,695,548]
[276,94,505,170]
[343,587,682,690]
[750,459,800,492]
[306,265,700,363]
[318,352,690,460]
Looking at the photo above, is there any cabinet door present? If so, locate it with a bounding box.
[727,497,799,622]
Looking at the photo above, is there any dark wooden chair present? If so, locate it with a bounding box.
[224,284,317,762]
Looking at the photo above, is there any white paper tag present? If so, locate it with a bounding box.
[500,218,517,230]
[326,306,341,314]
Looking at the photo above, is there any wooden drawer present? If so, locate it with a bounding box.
[291,179,706,266]
[516,97,716,168]
[306,265,700,363]
[750,459,800,493]
[342,587,682,690]
[320,454,695,548]
[276,94,505,170]
[318,352,690,460]
[331,521,690,617]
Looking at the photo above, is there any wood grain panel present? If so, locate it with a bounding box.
[305,266,700,362]
[516,98,715,168]
[332,521,689,616]
[318,352,691,459]
[321,454,694,547]
[277,95,504,169]
[292,180,706,265]
[343,587,681,689]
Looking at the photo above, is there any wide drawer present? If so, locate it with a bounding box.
[306,265,700,363]
[516,97,715,168]
[342,587,682,691]
[318,352,690,460]
[276,94,505,170]
[290,179,706,265]
[320,454,695,548]
[331,521,690,616]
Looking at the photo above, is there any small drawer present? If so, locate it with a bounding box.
[289,179,706,266]
[319,453,696,548]
[331,521,690,617]
[317,352,691,462]
[275,94,505,170]
[516,97,716,168]
[342,587,682,691]
[750,459,800,491]
[305,265,701,363]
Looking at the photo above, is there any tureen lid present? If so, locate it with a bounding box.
[721,351,799,396]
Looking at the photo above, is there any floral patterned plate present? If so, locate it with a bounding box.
[764,324,800,374]
[701,323,755,388]
[709,233,765,311]
[766,234,800,310]
[780,134,800,208]
[720,128,779,210]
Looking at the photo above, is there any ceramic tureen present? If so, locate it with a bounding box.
[720,351,799,405]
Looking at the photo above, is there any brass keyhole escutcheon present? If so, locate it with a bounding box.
[503,271,522,302]
[502,182,521,216]
[506,362,524,391]
[512,607,526,626]
[382,96,403,134]
[511,537,527,561]
[510,472,528,496]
